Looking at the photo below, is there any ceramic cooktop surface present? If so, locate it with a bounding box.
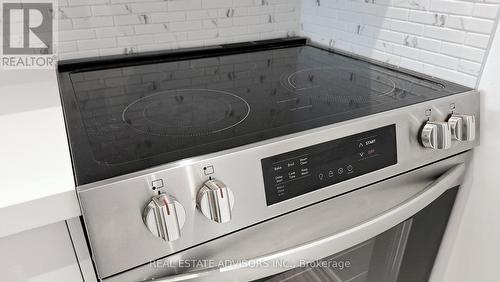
[59,42,471,185]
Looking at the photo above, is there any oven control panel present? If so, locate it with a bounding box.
[261,125,398,205]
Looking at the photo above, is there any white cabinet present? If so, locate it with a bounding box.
[0,220,83,282]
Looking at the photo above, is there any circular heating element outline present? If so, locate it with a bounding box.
[122,89,251,137]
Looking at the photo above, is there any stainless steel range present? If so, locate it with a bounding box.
[58,38,480,282]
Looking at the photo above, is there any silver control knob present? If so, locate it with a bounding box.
[143,194,186,242]
[197,179,234,223]
[421,121,452,149]
[448,114,476,141]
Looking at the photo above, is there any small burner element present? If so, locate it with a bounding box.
[122,89,250,136]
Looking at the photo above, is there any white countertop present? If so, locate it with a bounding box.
[0,69,81,238]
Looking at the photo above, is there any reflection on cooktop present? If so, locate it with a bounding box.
[61,44,470,184]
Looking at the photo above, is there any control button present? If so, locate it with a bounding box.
[276,185,285,192]
[300,168,309,176]
[337,168,344,174]
[359,152,365,157]
[273,165,283,172]
[448,114,476,142]
[287,161,295,168]
[358,142,364,148]
[421,121,451,150]
[143,194,186,242]
[288,171,296,180]
[275,175,284,184]
[299,158,308,165]
[204,166,215,175]
[364,138,376,146]
[347,165,353,172]
[328,170,334,178]
[276,185,285,197]
[318,173,324,180]
[151,179,164,189]
[197,179,234,224]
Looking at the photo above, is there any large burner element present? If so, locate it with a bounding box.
[122,89,250,136]
[281,67,396,103]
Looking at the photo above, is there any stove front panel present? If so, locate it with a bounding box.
[77,91,479,278]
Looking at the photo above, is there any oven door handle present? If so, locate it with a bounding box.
[155,164,466,282]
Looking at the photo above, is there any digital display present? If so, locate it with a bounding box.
[261,125,397,205]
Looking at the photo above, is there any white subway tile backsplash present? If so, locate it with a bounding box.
[57,0,497,87]
[113,14,141,26]
[58,0,301,59]
[68,0,108,6]
[391,20,425,35]
[411,36,441,52]
[393,0,430,11]
[203,18,233,28]
[393,44,419,59]
[424,64,477,86]
[59,6,92,18]
[100,47,129,56]
[447,16,495,34]
[400,57,426,72]
[78,38,116,50]
[116,34,154,47]
[458,59,482,75]
[302,0,499,87]
[72,16,114,29]
[218,26,249,38]
[63,50,100,60]
[154,32,188,44]
[419,50,459,69]
[59,19,73,31]
[363,15,392,29]
[168,21,203,32]
[379,7,409,20]
[247,5,274,15]
[167,0,202,11]
[202,0,234,9]
[248,23,274,33]
[188,29,219,40]
[133,24,168,35]
[440,42,485,62]
[186,10,218,20]
[91,5,130,16]
[424,25,465,43]
[465,32,490,49]
[59,29,95,41]
[472,3,499,19]
[130,2,167,13]
[95,26,134,38]
[377,29,405,44]
[59,41,78,53]
[430,0,473,16]
[408,11,447,26]
[233,15,266,26]
[150,12,187,23]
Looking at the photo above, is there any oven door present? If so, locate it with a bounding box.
[105,152,470,282]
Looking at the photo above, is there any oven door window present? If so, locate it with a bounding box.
[256,187,458,282]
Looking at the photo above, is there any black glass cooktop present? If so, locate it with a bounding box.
[58,38,471,185]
